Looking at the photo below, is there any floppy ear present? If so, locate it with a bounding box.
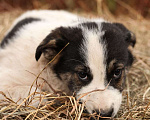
[35,28,68,61]
[114,23,136,47]
[113,23,136,67]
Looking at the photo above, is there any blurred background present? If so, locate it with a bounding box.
[0,0,150,18]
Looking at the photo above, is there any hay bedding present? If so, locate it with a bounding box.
[0,10,150,120]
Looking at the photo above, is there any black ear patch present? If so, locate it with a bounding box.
[125,32,136,47]
[35,28,68,61]
[113,23,136,47]
[127,50,134,67]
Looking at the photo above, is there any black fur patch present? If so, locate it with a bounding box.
[101,22,134,91]
[51,27,93,92]
[1,17,40,48]
[102,22,129,65]
[113,23,136,47]
[36,26,94,93]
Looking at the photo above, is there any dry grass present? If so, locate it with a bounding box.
[0,7,150,120]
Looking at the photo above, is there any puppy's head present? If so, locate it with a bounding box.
[35,21,136,118]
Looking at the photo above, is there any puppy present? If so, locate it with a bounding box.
[0,10,136,118]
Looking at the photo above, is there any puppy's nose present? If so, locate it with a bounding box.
[100,108,113,117]
[93,108,113,117]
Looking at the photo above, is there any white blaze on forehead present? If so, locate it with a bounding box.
[80,25,106,89]
[78,24,122,117]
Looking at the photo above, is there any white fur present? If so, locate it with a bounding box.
[77,25,122,117]
[5,10,105,37]
[0,10,80,104]
[0,10,121,117]
[4,10,78,36]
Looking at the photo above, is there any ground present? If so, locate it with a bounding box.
[0,10,150,119]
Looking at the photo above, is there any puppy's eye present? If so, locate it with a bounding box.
[114,69,122,78]
[78,72,88,81]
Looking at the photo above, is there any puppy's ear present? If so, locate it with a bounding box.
[35,28,68,61]
[114,23,136,47]
[114,23,136,67]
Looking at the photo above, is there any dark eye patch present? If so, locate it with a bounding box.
[53,57,93,93]
[75,65,93,83]
[108,61,124,78]
[113,69,123,79]
[107,60,125,92]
